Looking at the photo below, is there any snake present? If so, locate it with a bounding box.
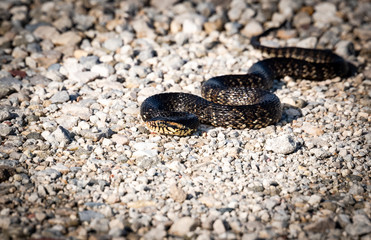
[140,24,350,136]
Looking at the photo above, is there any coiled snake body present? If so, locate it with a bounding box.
[140,25,350,136]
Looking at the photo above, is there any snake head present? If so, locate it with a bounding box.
[143,113,199,136]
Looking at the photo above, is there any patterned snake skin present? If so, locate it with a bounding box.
[140,25,350,136]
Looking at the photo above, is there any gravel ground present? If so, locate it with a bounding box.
[0,0,370,239]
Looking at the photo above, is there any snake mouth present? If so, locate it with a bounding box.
[144,120,197,136]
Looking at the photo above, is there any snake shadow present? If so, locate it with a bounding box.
[271,80,304,126]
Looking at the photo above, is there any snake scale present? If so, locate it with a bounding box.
[140,24,350,136]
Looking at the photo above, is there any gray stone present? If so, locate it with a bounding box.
[335,40,355,57]
[91,64,114,77]
[265,135,297,154]
[313,2,342,26]
[337,214,351,228]
[103,38,123,52]
[310,148,331,159]
[143,225,167,240]
[73,14,95,31]
[132,18,156,39]
[79,55,99,69]
[308,194,322,206]
[0,124,13,136]
[28,192,39,202]
[29,75,52,86]
[348,184,365,195]
[61,104,91,120]
[345,214,371,236]
[304,217,335,233]
[228,2,245,21]
[180,14,205,34]
[162,54,185,70]
[36,168,62,182]
[278,0,302,17]
[90,218,109,232]
[52,126,72,144]
[79,128,113,141]
[50,90,70,103]
[0,77,22,99]
[137,49,156,62]
[78,210,105,222]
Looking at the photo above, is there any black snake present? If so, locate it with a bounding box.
[140,25,350,136]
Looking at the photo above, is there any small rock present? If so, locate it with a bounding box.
[35,212,47,222]
[90,218,109,232]
[0,77,22,99]
[150,0,177,10]
[53,15,73,31]
[302,123,324,136]
[169,184,187,203]
[354,26,371,41]
[0,110,12,122]
[56,115,79,129]
[308,194,322,206]
[304,217,335,233]
[52,126,72,144]
[265,135,297,154]
[242,20,263,38]
[0,124,13,137]
[296,37,317,48]
[335,40,355,57]
[181,15,205,34]
[199,195,220,208]
[143,225,167,240]
[224,22,241,35]
[28,192,39,202]
[293,11,311,29]
[79,128,113,142]
[278,0,302,17]
[111,134,129,145]
[213,219,226,235]
[50,90,70,104]
[29,75,52,86]
[61,104,91,120]
[39,168,62,179]
[204,16,224,33]
[0,165,15,183]
[78,210,105,222]
[52,31,81,46]
[310,148,331,159]
[169,217,198,237]
[102,38,123,52]
[337,214,351,228]
[321,201,337,211]
[51,163,69,174]
[348,184,364,195]
[91,64,114,77]
[345,214,371,236]
[33,25,60,40]
[132,18,156,39]
[313,2,342,26]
